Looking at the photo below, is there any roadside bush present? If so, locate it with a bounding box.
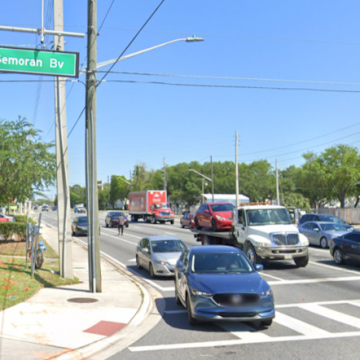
[0,222,26,241]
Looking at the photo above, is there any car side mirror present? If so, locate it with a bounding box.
[255,264,263,272]
[314,228,320,232]
[204,210,209,213]
[177,261,185,272]
[143,248,149,253]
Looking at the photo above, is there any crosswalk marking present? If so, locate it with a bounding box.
[298,303,360,329]
[129,299,360,352]
[219,322,271,341]
[274,311,329,336]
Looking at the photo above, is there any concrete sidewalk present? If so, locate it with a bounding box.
[0,223,148,360]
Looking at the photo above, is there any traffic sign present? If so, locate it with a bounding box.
[0,46,79,78]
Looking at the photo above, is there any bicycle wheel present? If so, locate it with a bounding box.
[35,249,44,269]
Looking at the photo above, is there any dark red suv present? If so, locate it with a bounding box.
[194,202,235,231]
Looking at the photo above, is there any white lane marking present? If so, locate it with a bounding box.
[261,273,285,281]
[309,261,360,276]
[97,252,173,291]
[129,332,360,352]
[165,232,176,235]
[276,299,360,308]
[101,228,141,240]
[274,311,329,336]
[101,232,137,247]
[144,279,175,292]
[268,276,360,286]
[349,300,360,308]
[128,258,136,262]
[218,322,271,341]
[298,303,360,329]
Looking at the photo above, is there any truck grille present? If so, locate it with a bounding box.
[213,293,259,307]
[272,233,299,246]
[161,211,171,216]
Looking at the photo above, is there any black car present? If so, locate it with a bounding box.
[105,211,129,228]
[72,216,88,236]
[299,213,353,231]
[329,231,360,265]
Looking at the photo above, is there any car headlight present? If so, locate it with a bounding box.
[257,242,271,247]
[215,215,226,221]
[190,288,212,297]
[154,260,166,265]
[261,289,272,297]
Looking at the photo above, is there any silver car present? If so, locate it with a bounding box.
[298,221,350,249]
[135,235,187,277]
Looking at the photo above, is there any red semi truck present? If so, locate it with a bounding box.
[129,190,175,224]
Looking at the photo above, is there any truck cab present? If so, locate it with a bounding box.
[233,205,309,267]
[150,203,175,224]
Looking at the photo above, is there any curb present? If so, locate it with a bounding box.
[41,221,163,360]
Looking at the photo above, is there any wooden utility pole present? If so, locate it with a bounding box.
[276,159,280,205]
[54,0,73,279]
[211,156,214,202]
[235,131,239,207]
[86,0,101,292]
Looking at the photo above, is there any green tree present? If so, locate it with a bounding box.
[0,117,56,204]
[110,175,130,208]
[321,145,360,208]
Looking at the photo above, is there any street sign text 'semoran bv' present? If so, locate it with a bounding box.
[0,46,79,78]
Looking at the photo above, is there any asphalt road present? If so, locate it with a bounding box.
[40,211,360,360]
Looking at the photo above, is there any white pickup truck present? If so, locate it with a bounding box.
[192,204,309,267]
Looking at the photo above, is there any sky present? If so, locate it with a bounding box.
[1,1,360,199]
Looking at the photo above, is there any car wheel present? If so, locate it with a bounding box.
[136,255,142,269]
[244,243,262,266]
[151,216,156,224]
[211,218,218,232]
[334,248,344,264]
[180,222,184,228]
[149,263,155,278]
[126,223,129,228]
[106,222,109,228]
[195,217,202,230]
[175,280,182,305]
[170,220,174,225]
[186,294,198,326]
[320,237,328,249]
[261,319,273,327]
[294,253,309,267]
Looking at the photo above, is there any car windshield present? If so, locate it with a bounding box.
[320,223,348,232]
[154,203,170,209]
[111,212,121,217]
[210,204,235,212]
[77,217,88,224]
[151,240,186,253]
[247,208,291,225]
[191,252,253,273]
[318,215,345,224]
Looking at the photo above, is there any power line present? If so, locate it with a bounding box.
[99,79,360,93]
[97,0,167,87]
[98,70,360,87]
[67,0,167,138]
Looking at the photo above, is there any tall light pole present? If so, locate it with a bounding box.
[276,159,280,205]
[85,34,203,292]
[189,169,213,203]
[210,156,214,202]
[235,131,239,207]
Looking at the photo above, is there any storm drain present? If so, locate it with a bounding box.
[67,297,98,303]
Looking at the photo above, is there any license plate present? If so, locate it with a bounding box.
[284,255,292,260]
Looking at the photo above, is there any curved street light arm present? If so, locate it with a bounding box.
[80,37,204,74]
[188,169,212,182]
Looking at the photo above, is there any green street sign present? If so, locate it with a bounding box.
[0,46,79,78]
